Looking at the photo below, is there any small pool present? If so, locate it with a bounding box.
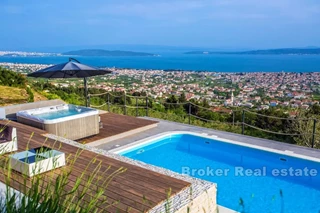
[116,132,320,213]
[16,104,100,140]
[16,104,98,124]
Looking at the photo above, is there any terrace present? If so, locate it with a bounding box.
[0,120,196,212]
[0,101,217,213]
[2,99,320,212]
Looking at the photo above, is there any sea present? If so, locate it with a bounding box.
[1,53,320,72]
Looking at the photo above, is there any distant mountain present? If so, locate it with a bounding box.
[9,44,252,54]
[185,48,320,55]
[62,49,156,56]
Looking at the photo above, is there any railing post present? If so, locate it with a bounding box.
[242,110,245,135]
[312,119,317,148]
[88,95,91,107]
[136,96,138,117]
[188,103,191,125]
[124,91,127,115]
[107,93,110,112]
[146,94,149,117]
[84,77,88,107]
[232,110,235,126]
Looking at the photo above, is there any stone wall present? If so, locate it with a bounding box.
[175,185,217,213]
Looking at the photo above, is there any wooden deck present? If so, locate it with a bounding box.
[0,120,190,212]
[77,113,158,144]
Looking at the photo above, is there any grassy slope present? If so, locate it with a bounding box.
[32,89,48,102]
[0,85,28,105]
[0,85,47,106]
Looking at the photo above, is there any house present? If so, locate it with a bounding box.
[224,99,233,106]
[289,111,299,118]
[259,105,269,110]
[211,107,233,114]
[254,96,261,102]
[270,100,278,107]
[281,102,289,107]
[241,102,253,108]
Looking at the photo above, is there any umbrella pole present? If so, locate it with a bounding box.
[84,77,88,107]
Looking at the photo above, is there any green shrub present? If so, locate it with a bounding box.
[26,86,34,102]
[45,93,61,100]
[0,68,26,88]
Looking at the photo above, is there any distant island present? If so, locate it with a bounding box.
[185,48,320,55]
[62,49,156,56]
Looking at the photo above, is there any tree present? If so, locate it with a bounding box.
[165,95,179,110]
[309,104,320,115]
[202,99,210,108]
[292,109,320,148]
[132,91,141,96]
[179,93,186,103]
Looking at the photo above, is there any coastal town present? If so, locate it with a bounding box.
[0,51,59,57]
[1,62,320,110]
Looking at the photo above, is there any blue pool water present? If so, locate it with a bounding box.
[36,108,81,120]
[121,134,320,213]
[35,106,92,120]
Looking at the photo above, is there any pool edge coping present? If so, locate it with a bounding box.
[110,131,320,164]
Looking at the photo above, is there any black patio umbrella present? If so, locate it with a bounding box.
[27,58,112,107]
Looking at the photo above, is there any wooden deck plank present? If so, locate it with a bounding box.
[16,130,188,190]
[77,113,158,143]
[0,119,189,212]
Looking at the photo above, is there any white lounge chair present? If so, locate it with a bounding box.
[0,125,18,155]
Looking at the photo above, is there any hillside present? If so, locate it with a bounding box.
[33,90,48,102]
[62,49,155,56]
[0,85,47,106]
[0,85,28,106]
[185,48,320,55]
[0,67,47,106]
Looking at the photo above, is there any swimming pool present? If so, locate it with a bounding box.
[116,132,320,213]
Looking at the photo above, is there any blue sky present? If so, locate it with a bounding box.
[1,0,320,51]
